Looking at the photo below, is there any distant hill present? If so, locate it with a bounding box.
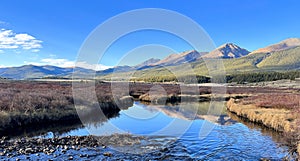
[202,43,250,58]
[96,65,134,75]
[96,58,161,76]
[152,50,207,66]
[134,58,160,69]
[256,46,300,70]
[251,38,300,54]
[0,65,95,79]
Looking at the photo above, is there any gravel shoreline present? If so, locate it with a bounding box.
[0,134,144,159]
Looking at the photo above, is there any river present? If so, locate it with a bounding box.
[2,101,294,160]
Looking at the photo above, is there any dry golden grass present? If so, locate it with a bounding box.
[227,98,295,132]
[298,144,300,156]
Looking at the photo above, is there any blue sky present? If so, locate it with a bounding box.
[0,0,300,69]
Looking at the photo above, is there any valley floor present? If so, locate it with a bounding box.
[0,80,299,158]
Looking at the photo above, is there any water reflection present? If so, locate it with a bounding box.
[2,120,83,139]
[140,101,237,125]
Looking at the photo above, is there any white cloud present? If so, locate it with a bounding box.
[41,58,75,67]
[24,59,73,67]
[25,58,111,71]
[0,29,42,51]
[75,61,111,71]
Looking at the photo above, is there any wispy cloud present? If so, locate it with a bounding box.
[0,29,42,52]
[0,21,8,25]
[25,58,111,71]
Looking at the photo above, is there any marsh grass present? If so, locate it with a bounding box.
[0,81,133,134]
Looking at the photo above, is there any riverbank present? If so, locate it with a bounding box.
[226,98,295,132]
[139,93,249,104]
[226,97,299,155]
[0,80,135,136]
[0,96,133,137]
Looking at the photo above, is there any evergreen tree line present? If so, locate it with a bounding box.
[131,71,300,84]
[225,71,300,83]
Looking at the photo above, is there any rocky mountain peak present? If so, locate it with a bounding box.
[203,43,250,58]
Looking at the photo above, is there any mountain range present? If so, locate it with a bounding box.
[0,65,95,79]
[1,38,300,79]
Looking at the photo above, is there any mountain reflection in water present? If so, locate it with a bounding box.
[141,101,238,125]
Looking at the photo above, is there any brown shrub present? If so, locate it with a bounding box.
[241,93,300,110]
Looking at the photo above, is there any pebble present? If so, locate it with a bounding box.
[103,152,112,157]
[0,134,144,158]
[25,148,33,154]
[161,147,168,152]
[64,145,69,150]
[8,146,14,151]
[2,136,9,140]
[49,149,55,154]
[6,153,13,157]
